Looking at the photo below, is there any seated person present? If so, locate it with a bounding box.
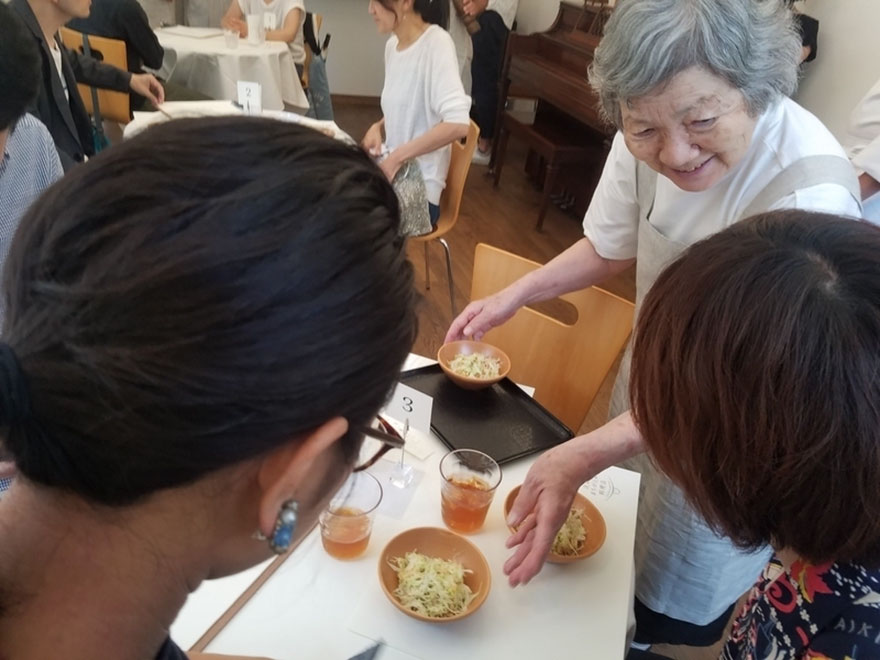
[222,0,305,69]
[0,2,62,330]
[362,0,471,226]
[0,116,416,657]
[67,0,164,111]
[509,210,880,657]
[10,0,164,169]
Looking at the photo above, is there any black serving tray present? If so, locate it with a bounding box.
[399,364,574,465]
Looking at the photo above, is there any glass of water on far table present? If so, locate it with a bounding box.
[223,28,239,49]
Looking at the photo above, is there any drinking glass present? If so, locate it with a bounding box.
[223,28,239,49]
[439,449,501,533]
[320,472,382,560]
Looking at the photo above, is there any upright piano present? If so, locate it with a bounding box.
[491,1,615,219]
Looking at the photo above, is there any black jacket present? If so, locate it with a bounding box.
[11,0,132,170]
[68,0,164,74]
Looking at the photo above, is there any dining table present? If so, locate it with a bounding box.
[122,100,349,142]
[171,353,641,659]
[153,25,309,112]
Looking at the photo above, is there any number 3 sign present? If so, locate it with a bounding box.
[385,382,433,435]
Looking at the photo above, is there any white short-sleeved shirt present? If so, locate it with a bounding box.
[237,0,305,63]
[844,76,880,220]
[583,97,862,261]
[382,25,471,205]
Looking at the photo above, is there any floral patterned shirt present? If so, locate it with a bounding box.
[722,556,880,659]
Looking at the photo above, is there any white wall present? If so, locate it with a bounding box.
[514,0,563,34]
[309,0,387,97]
[793,0,880,142]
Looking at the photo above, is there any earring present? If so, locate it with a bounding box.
[253,499,299,554]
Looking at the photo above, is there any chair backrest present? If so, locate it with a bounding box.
[433,119,479,236]
[59,28,130,125]
[471,243,635,431]
[301,13,324,89]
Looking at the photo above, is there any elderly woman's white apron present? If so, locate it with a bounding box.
[609,156,860,625]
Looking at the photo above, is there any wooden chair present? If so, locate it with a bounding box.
[471,243,634,431]
[59,28,131,125]
[411,119,480,318]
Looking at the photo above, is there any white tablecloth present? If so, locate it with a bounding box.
[155,26,308,111]
[122,100,350,142]
[172,354,641,659]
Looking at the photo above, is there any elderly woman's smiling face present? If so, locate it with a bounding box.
[621,67,758,193]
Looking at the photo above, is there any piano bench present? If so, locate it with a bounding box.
[493,110,596,231]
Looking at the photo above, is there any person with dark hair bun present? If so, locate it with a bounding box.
[0,117,417,659]
[363,0,471,226]
[629,210,880,658]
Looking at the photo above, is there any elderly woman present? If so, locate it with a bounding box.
[630,211,880,657]
[447,0,862,647]
[0,117,416,658]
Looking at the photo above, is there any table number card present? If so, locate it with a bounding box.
[384,382,432,436]
[236,81,262,115]
[262,12,276,30]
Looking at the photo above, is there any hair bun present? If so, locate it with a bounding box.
[0,344,31,427]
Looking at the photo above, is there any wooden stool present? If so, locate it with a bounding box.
[493,110,595,230]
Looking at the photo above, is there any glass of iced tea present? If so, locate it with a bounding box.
[439,449,502,533]
[320,472,382,560]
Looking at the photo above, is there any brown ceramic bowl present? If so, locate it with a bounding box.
[378,527,491,622]
[437,340,511,390]
[504,485,606,563]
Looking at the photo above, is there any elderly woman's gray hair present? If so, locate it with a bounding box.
[589,0,801,128]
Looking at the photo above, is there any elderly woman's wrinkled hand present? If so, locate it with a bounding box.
[444,289,519,343]
[503,441,589,586]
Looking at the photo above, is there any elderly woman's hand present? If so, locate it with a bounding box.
[504,412,646,586]
[444,288,520,343]
[502,440,589,586]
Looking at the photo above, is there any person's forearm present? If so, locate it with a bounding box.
[267,9,302,44]
[266,27,297,42]
[504,237,634,309]
[391,122,469,163]
[569,411,645,482]
[860,172,880,200]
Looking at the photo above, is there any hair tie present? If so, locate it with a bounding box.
[0,343,31,427]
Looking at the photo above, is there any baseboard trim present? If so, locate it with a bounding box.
[331,94,380,107]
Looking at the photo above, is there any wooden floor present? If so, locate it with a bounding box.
[334,100,722,660]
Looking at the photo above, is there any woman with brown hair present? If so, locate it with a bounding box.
[627,210,880,657]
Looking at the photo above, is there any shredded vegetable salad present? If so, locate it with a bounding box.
[390,551,476,618]
[449,352,501,379]
[552,508,587,556]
